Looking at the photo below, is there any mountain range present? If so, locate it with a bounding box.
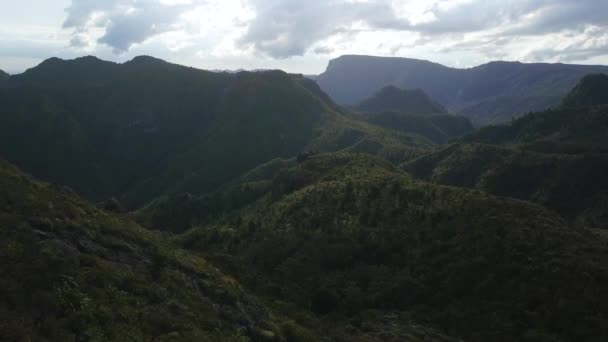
[0,56,429,208]
[316,55,608,125]
[1,55,608,341]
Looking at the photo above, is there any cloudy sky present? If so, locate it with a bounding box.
[1,0,608,74]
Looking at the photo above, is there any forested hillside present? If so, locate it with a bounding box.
[0,56,429,208]
[172,152,608,341]
[405,75,608,228]
[1,55,607,342]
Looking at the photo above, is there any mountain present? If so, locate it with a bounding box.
[171,152,608,342]
[356,86,447,115]
[435,72,608,150]
[0,158,333,341]
[561,73,608,108]
[404,75,608,227]
[0,56,428,208]
[349,86,473,144]
[361,111,474,144]
[316,55,608,125]
[404,143,608,227]
[0,69,7,86]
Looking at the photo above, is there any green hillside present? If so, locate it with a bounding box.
[173,152,608,341]
[0,57,428,208]
[0,157,463,342]
[2,54,608,342]
[356,86,447,115]
[561,73,608,108]
[462,105,608,153]
[404,143,608,227]
[364,111,474,144]
[0,159,315,341]
[403,75,608,227]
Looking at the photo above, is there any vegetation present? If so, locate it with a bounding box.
[0,56,432,208]
[404,143,608,227]
[356,86,447,115]
[364,112,473,144]
[0,159,316,341]
[2,55,608,342]
[561,73,608,108]
[402,74,608,229]
[175,152,608,341]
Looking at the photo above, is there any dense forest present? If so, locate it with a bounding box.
[1,56,607,341]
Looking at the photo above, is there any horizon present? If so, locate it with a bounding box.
[5,53,608,77]
[1,1,608,75]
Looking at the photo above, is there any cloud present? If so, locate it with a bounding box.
[63,0,200,53]
[237,0,409,58]
[237,0,608,63]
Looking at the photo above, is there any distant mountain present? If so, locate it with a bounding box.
[316,55,608,125]
[0,56,428,208]
[351,86,472,144]
[356,85,447,115]
[561,73,608,108]
[404,75,608,227]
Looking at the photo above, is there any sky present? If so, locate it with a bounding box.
[1,0,608,74]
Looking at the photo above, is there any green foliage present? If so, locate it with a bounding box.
[0,57,431,208]
[356,86,447,115]
[364,111,474,144]
[404,143,608,228]
[561,73,608,108]
[0,160,316,341]
[177,152,608,342]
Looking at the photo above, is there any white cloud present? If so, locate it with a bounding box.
[1,0,608,74]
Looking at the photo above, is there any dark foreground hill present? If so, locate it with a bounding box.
[0,56,429,208]
[316,55,608,125]
[171,152,608,342]
[0,159,317,341]
[1,155,466,342]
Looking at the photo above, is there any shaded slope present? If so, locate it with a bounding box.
[403,77,608,227]
[0,159,326,341]
[0,56,428,208]
[356,86,447,115]
[174,152,608,342]
[364,112,473,144]
[404,144,608,227]
[462,105,608,153]
[351,86,473,144]
[316,55,608,124]
[561,73,608,108]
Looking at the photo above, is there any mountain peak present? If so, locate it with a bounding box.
[356,85,447,115]
[561,73,608,108]
[126,55,169,66]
